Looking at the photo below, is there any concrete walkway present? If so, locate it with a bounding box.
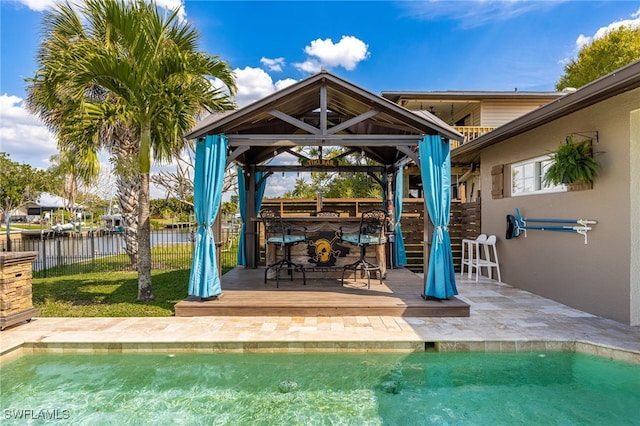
[2,274,639,363]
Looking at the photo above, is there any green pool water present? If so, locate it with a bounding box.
[2,351,639,425]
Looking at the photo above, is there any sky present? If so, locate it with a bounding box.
[1,0,640,198]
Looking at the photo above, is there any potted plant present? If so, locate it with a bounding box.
[543,136,600,191]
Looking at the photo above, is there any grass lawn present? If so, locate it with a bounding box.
[27,238,238,317]
[32,269,191,317]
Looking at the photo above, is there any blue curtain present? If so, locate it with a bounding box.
[236,167,247,266]
[188,135,228,298]
[236,168,266,266]
[394,167,407,266]
[419,135,458,299]
[255,171,267,214]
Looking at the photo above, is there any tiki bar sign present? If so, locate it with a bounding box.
[301,158,338,167]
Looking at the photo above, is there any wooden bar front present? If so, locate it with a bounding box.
[255,216,388,277]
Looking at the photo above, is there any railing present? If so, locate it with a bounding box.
[452,126,497,148]
[0,226,241,278]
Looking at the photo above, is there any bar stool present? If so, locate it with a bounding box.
[461,234,487,279]
[339,209,387,288]
[476,235,502,282]
[260,209,307,287]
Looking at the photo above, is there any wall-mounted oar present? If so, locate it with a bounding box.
[506,208,597,244]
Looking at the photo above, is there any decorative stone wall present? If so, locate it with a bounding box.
[0,252,39,330]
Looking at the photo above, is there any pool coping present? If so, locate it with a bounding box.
[3,339,639,365]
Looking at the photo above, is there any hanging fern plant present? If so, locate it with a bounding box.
[543,136,601,187]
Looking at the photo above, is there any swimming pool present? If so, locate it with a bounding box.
[2,351,639,425]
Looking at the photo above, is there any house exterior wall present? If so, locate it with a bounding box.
[477,88,640,325]
[454,103,481,126]
[631,108,640,326]
[481,99,553,127]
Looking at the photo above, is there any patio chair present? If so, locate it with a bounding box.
[339,209,388,288]
[260,209,307,287]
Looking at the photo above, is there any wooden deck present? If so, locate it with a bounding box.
[174,267,469,317]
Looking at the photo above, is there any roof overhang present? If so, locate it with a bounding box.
[381,90,565,103]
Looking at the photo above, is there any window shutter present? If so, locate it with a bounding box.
[491,165,504,199]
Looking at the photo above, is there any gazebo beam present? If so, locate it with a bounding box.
[226,145,250,166]
[397,145,419,164]
[326,110,380,135]
[268,109,321,135]
[227,134,426,146]
[254,165,385,173]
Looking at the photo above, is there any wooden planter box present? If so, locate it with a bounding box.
[0,252,39,330]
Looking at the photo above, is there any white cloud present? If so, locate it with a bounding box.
[232,67,298,107]
[260,57,285,72]
[294,59,323,74]
[16,0,187,20]
[0,94,57,169]
[262,177,294,198]
[575,9,640,49]
[15,0,53,11]
[295,36,370,73]
[274,78,298,91]
[154,0,187,21]
[575,34,592,50]
[233,67,278,107]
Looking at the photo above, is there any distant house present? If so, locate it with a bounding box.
[24,193,82,223]
[451,60,640,326]
[382,89,564,201]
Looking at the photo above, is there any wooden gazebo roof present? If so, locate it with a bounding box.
[186,71,464,169]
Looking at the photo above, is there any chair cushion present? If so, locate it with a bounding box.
[267,235,306,246]
[341,234,382,246]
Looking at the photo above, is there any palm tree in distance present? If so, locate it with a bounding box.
[26,0,237,301]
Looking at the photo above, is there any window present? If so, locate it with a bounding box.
[510,156,565,196]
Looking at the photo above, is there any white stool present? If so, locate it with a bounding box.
[475,235,502,282]
[461,234,487,279]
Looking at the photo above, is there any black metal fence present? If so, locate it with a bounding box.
[1,226,241,278]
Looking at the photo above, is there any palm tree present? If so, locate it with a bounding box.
[47,148,92,215]
[26,0,236,300]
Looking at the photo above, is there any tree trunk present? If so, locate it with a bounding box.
[118,173,140,268]
[4,215,12,252]
[136,123,154,302]
[113,128,140,268]
[137,171,154,301]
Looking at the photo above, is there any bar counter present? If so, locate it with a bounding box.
[254,215,388,277]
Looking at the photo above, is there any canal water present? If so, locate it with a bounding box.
[11,229,195,272]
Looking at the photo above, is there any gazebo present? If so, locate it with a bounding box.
[184,71,464,304]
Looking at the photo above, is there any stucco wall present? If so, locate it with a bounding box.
[630,108,640,326]
[478,89,639,325]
